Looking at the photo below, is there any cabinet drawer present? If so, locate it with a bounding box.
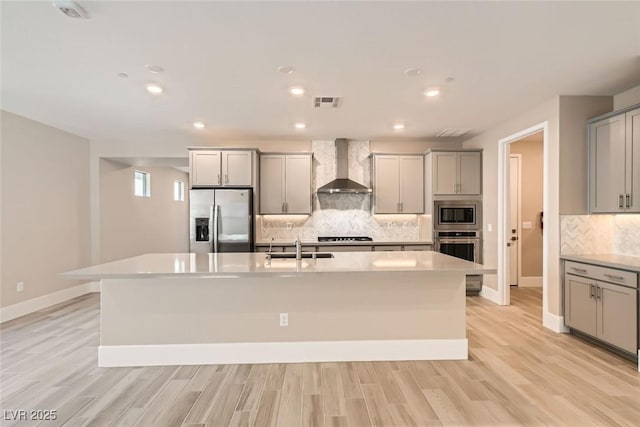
[402,245,432,251]
[565,261,637,288]
[373,245,403,251]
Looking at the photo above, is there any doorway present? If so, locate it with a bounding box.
[497,122,549,312]
[508,134,544,292]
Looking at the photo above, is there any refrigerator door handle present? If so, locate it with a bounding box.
[212,204,220,253]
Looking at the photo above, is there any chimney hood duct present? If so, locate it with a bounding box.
[316,139,372,194]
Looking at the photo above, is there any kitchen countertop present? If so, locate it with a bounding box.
[63,251,493,280]
[560,253,640,272]
[255,239,434,246]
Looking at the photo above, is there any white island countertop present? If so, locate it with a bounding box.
[63,251,495,280]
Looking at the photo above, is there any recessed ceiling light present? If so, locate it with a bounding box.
[118,72,128,78]
[145,84,163,95]
[404,67,422,76]
[393,123,405,131]
[290,86,305,96]
[424,88,440,97]
[277,65,295,75]
[146,65,164,74]
[294,122,306,130]
[193,121,205,129]
[445,77,455,83]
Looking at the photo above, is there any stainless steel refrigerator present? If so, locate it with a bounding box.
[189,188,254,253]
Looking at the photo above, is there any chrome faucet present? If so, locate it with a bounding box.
[267,237,274,260]
[295,237,302,260]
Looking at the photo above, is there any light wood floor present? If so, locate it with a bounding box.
[1,288,639,426]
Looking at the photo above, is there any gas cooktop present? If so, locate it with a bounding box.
[317,236,373,242]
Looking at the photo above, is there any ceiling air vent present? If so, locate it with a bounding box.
[314,96,341,108]
[436,128,471,138]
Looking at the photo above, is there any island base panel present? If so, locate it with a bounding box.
[99,271,467,366]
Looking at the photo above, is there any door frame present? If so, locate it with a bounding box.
[497,122,548,309]
[508,153,522,287]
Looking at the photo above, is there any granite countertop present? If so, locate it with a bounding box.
[255,239,434,246]
[62,252,494,280]
[560,254,640,272]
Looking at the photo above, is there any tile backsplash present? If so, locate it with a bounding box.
[257,140,432,241]
[560,214,640,256]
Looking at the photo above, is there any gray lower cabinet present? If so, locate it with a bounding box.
[564,262,638,354]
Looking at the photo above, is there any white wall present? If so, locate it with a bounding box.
[1,110,90,307]
[613,84,640,110]
[462,96,611,317]
[99,160,189,262]
[463,97,560,310]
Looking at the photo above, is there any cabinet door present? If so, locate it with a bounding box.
[259,155,285,214]
[564,274,597,336]
[190,151,221,187]
[596,281,637,353]
[399,156,424,213]
[222,151,252,186]
[432,152,457,195]
[458,152,482,195]
[374,156,400,213]
[589,115,626,212]
[626,108,640,212]
[285,155,312,214]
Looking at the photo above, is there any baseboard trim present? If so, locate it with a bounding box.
[98,338,469,367]
[0,281,100,323]
[543,311,569,333]
[480,285,502,305]
[518,276,543,287]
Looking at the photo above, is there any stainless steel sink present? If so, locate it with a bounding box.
[266,252,334,259]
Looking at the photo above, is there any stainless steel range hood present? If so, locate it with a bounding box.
[317,139,372,194]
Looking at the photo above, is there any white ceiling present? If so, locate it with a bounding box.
[2,1,639,144]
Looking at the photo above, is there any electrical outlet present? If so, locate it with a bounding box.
[16,282,24,292]
[487,223,493,232]
[286,222,293,231]
[279,312,288,327]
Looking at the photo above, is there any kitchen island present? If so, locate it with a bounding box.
[63,251,494,367]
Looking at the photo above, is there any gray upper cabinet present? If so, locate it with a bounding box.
[259,154,312,214]
[372,155,424,214]
[589,106,640,213]
[428,151,482,196]
[190,149,253,187]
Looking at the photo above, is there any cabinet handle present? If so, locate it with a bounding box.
[400,202,403,213]
[225,174,229,184]
[626,194,631,208]
[218,174,221,185]
[619,194,624,208]
[603,273,624,281]
[596,287,601,300]
[570,267,587,273]
[282,202,285,213]
[590,284,596,299]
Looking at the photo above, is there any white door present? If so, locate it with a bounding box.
[222,151,252,186]
[373,156,400,213]
[509,155,520,286]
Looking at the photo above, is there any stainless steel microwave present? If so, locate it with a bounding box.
[434,200,482,230]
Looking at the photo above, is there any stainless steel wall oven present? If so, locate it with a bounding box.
[434,200,483,295]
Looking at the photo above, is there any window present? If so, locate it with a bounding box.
[174,181,185,201]
[134,170,151,197]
